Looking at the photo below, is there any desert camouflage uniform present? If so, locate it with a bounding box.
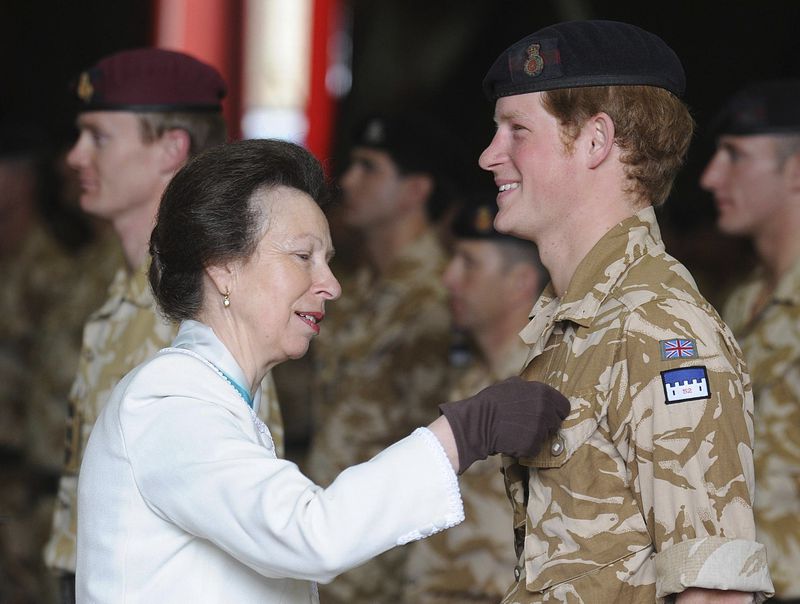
[44,263,284,576]
[723,258,800,599]
[0,225,120,604]
[307,229,451,604]
[502,207,773,604]
[404,338,528,604]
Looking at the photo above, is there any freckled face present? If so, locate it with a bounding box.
[229,186,341,366]
[700,135,789,238]
[478,92,580,242]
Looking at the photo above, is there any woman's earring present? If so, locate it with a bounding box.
[223,290,231,308]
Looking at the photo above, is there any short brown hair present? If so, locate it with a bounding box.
[137,112,228,158]
[542,85,694,206]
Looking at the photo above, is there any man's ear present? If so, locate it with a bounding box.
[585,112,616,170]
[782,152,800,193]
[400,173,434,209]
[159,128,192,174]
[505,263,540,302]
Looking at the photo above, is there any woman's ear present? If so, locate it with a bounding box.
[586,112,616,170]
[205,262,234,296]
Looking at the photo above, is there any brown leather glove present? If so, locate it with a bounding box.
[439,376,570,474]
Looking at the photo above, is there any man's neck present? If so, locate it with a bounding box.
[363,214,428,275]
[475,307,532,377]
[753,210,800,290]
[111,199,160,272]
[540,198,640,298]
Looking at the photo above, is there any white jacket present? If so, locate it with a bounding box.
[76,320,464,603]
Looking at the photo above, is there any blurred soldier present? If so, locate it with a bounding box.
[306,113,454,604]
[480,20,773,603]
[43,48,284,604]
[404,196,547,603]
[0,123,120,604]
[701,79,800,603]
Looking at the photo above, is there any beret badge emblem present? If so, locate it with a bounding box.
[523,43,544,77]
[77,72,94,102]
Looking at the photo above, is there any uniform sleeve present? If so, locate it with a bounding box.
[613,298,773,600]
[121,389,463,583]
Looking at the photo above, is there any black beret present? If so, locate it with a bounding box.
[74,48,226,113]
[351,113,453,178]
[709,79,800,137]
[483,20,685,101]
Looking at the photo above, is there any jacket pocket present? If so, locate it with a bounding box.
[517,385,606,469]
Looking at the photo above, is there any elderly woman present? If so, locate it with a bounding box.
[76,139,568,603]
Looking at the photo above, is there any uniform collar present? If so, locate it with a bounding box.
[171,319,262,412]
[521,206,663,345]
[771,254,800,306]
[107,261,155,309]
[359,228,445,286]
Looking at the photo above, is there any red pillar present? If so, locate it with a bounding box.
[153,0,244,140]
[306,0,339,163]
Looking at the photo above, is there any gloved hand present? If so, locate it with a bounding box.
[439,376,570,474]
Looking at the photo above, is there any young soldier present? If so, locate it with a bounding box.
[44,48,283,603]
[701,79,800,603]
[479,20,773,603]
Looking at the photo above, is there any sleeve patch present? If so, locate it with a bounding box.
[659,338,697,360]
[661,366,711,404]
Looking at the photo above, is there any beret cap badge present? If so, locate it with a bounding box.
[524,44,545,77]
[77,72,94,103]
[474,205,494,233]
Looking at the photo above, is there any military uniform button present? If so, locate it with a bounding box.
[551,436,565,456]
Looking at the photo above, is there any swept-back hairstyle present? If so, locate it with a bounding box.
[149,138,329,322]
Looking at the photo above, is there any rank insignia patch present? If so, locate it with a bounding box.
[661,366,711,404]
[660,338,697,360]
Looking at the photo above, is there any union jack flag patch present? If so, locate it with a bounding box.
[660,338,697,360]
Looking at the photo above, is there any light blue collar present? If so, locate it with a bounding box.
[172,320,259,411]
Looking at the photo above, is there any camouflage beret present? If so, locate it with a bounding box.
[709,78,800,137]
[74,47,226,113]
[483,20,685,101]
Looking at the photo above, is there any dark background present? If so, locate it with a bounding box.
[3,0,799,305]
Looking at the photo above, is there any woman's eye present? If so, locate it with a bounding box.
[296,253,311,261]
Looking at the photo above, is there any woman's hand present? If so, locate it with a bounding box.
[435,377,570,474]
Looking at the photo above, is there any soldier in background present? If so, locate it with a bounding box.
[404,195,548,603]
[701,79,800,603]
[306,113,454,604]
[480,20,773,602]
[0,123,120,604]
[43,48,284,604]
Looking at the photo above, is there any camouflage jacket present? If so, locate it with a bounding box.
[723,257,800,599]
[45,264,284,574]
[307,229,451,604]
[502,207,773,603]
[404,338,529,604]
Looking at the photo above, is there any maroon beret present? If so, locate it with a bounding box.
[75,47,226,113]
